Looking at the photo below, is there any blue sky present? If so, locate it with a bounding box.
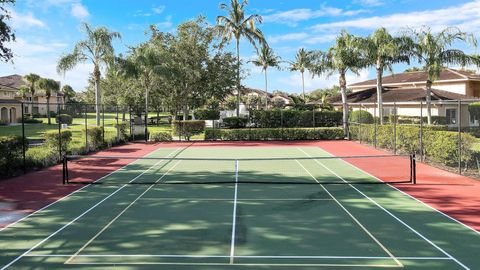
[0,0,478,94]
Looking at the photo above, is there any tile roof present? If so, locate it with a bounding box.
[349,69,480,88]
[0,74,26,90]
[327,87,477,104]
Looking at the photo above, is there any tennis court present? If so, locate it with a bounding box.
[0,144,479,269]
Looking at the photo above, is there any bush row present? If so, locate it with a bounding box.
[350,124,474,166]
[172,120,205,141]
[0,136,28,176]
[205,127,343,141]
[249,110,342,128]
[149,131,173,142]
[194,109,220,120]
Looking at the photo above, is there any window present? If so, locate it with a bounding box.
[446,108,457,125]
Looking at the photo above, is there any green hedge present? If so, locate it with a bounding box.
[172,120,205,141]
[87,126,104,150]
[0,136,28,175]
[349,110,374,124]
[223,117,247,128]
[44,130,72,155]
[55,114,73,125]
[115,122,129,142]
[194,109,220,120]
[149,131,173,142]
[249,110,342,128]
[349,124,474,166]
[205,127,343,141]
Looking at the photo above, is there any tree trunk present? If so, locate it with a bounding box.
[426,80,432,125]
[94,65,101,126]
[376,61,384,125]
[264,68,268,110]
[301,71,305,102]
[236,38,241,117]
[29,91,34,116]
[339,69,348,138]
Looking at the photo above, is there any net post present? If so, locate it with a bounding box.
[58,117,62,162]
[21,102,26,173]
[409,154,413,183]
[412,153,417,184]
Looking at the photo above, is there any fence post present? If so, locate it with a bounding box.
[281,109,284,140]
[144,107,148,143]
[84,104,88,152]
[102,104,105,144]
[116,105,119,143]
[393,102,397,155]
[373,102,377,148]
[359,104,362,144]
[58,117,62,162]
[312,105,316,130]
[420,101,424,162]
[458,100,461,174]
[21,102,26,173]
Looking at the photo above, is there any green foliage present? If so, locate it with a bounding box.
[55,114,73,125]
[349,110,374,124]
[44,130,72,155]
[0,135,28,175]
[21,117,42,124]
[172,120,205,141]
[0,0,15,63]
[194,109,220,120]
[205,127,343,141]
[349,124,473,167]
[87,126,104,150]
[223,96,237,110]
[115,122,129,142]
[149,131,173,142]
[250,110,342,128]
[223,117,247,128]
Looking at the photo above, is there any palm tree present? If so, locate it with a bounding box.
[61,85,75,103]
[358,28,412,124]
[407,26,480,124]
[23,73,41,115]
[117,44,164,136]
[310,30,366,138]
[38,78,60,125]
[250,44,281,109]
[18,85,29,102]
[289,48,313,102]
[216,0,266,116]
[57,23,121,126]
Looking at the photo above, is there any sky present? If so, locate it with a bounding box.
[0,0,479,94]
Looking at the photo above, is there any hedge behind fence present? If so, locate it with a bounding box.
[205,127,343,141]
[172,120,205,141]
[249,110,342,128]
[0,136,28,176]
[349,124,474,167]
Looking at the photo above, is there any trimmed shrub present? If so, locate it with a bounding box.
[32,113,42,118]
[86,126,104,150]
[0,136,28,175]
[205,127,343,141]
[194,109,220,120]
[21,117,43,124]
[223,117,247,128]
[0,119,8,125]
[172,120,205,141]
[55,114,73,125]
[149,131,173,142]
[349,110,374,124]
[249,110,342,128]
[44,130,72,155]
[25,146,57,170]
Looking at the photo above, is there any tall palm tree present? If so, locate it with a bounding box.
[358,28,412,124]
[310,30,366,138]
[38,78,60,125]
[57,23,121,126]
[216,0,266,116]
[250,44,281,109]
[18,85,29,102]
[289,48,313,102]
[61,84,75,103]
[117,44,164,136]
[407,26,480,124]
[23,73,41,115]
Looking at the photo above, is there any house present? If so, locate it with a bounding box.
[230,87,295,109]
[327,69,480,127]
[0,74,64,124]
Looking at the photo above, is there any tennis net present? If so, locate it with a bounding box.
[63,153,416,185]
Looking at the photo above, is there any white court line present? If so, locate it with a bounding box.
[62,262,402,267]
[297,147,470,270]
[295,160,402,268]
[139,198,333,201]
[65,160,182,264]
[25,254,451,260]
[330,152,480,236]
[229,160,239,264]
[0,147,184,270]
[0,146,179,233]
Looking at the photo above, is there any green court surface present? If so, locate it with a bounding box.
[0,146,479,269]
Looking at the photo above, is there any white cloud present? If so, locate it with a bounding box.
[354,0,385,7]
[71,3,89,19]
[10,10,46,29]
[311,0,480,33]
[155,16,173,30]
[134,5,166,17]
[152,5,165,15]
[264,5,367,27]
[269,33,309,44]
